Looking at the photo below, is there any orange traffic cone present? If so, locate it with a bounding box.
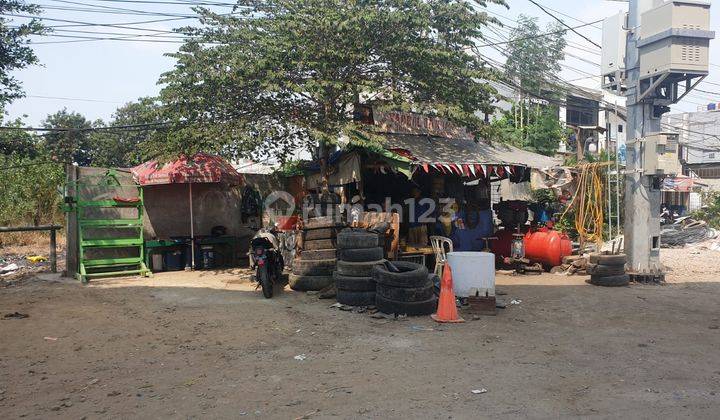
[431,264,465,323]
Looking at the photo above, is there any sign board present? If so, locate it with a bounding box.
[373,109,474,140]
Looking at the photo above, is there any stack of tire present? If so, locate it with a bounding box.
[289,216,341,292]
[372,261,438,316]
[587,253,628,287]
[334,228,385,306]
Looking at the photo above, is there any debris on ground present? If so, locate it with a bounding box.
[661,220,718,248]
[0,263,20,276]
[471,388,488,394]
[3,312,29,319]
[318,284,336,299]
[293,354,307,361]
[550,255,592,276]
[26,255,47,263]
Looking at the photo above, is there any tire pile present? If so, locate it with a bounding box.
[587,253,628,287]
[372,261,438,316]
[334,229,385,306]
[289,216,341,292]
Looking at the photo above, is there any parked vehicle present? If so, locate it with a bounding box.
[250,228,284,298]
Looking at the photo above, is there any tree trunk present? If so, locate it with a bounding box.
[519,93,524,133]
[318,139,330,194]
[576,127,584,161]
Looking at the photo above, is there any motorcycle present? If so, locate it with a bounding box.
[249,228,284,298]
[660,205,679,226]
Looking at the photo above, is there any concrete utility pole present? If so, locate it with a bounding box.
[623,0,663,279]
[620,0,713,281]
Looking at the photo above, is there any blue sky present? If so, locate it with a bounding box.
[5,0,720,126]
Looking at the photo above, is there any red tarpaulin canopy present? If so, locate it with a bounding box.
[131,153,243,270]
[131,152,243,186]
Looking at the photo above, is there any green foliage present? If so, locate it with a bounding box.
[692,192,720,228]
[504,14,566,97]
[0,116,39,157]
[92,97,164,168]
[492,103,566,156]
[531,188,555,205]
[0,117,64,226]
[525,107,567,156]
[151,0,505,162]
[0,0,47,108]
[41,109,96,166]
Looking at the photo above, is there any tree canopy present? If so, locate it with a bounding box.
[150,0,506,163]
[41,109,98,166]
[0,0,46,109]
[90,97,164,168]
[504,14,566,98]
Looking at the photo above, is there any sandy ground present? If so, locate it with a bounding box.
[1,250,720,419]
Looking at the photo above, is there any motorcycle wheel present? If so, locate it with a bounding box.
[258,266,273,298]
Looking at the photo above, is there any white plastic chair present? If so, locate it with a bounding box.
[430,236,453,277]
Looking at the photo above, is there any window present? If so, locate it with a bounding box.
[565,96,599,127]
[618,124,623,133]
[709,153,716,159]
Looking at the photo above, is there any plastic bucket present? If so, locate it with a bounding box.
[446,251,495,297]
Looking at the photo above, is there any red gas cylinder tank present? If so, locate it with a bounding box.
[523,227,572,268]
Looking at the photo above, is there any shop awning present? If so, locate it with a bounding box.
[381,133,561,174]
[132,153,243,186]
[662,175,707,192]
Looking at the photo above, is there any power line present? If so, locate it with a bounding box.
[25,94,125,103]
[0,121,175,132]
[526,0,601,48]
[0,161,69,171]
[484,8,601,55]
[472,19,602,48]
[45,0,237,7]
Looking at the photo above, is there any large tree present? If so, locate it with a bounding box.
[504,15,566,100]
[0,0,46,108]
[91,97,164,168]
[153,0,505,182]
[41,109,98,166]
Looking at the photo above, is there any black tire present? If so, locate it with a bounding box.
[589,253,627,266]
[289,274,334,291]
[336,259,385,277]
[304,216,342,230]
[376,281,434,302]
[587,263,625,276]
[333,272,376,292]
[375,294,437,316]
[304,239,335,251]
[589,274,630,287]
[292,258,336,276]
[337,229,380,249]
[336,289,376,306]
[299,249,336,260]
[337,247,384,262]
[258,266,273,298]
[304,227,337,241]
[372,261,429,288]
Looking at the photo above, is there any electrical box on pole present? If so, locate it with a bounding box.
[638,132,682,175]
[602,12,628,94]
[636,0,714,105]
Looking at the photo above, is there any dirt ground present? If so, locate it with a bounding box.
[1,249,720,419]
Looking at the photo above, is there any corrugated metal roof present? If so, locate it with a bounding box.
[382,133,562,169]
